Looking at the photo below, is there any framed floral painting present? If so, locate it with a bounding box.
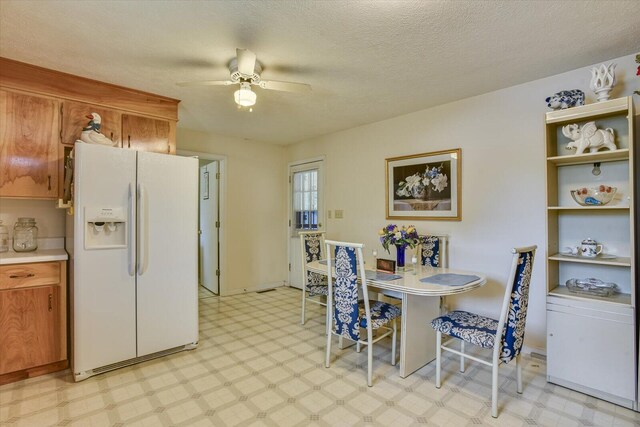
[385,148,461,220]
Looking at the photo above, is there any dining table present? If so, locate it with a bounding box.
[306,260,487,378]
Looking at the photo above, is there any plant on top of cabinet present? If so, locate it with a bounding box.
[0,90,59,199]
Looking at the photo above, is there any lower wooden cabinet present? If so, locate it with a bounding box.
[0,261,67,385]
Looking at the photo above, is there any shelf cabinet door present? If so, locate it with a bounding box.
[547,308,635,401]
[0,286,61,374]
[61,101,121,146]
[0,90,59,198]
[122,114,174,154]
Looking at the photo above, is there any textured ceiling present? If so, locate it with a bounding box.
[1,1,639,144]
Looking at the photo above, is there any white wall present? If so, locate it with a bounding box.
[286,53,639,352]
[177,128,288,295]
[0,199,65,239]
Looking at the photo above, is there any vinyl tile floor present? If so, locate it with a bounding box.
[2,287,640,426]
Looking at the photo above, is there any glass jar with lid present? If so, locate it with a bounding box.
[13,217,38,252]
[0,220,8,253]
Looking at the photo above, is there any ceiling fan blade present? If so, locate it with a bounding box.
[258,80,312,93]
[176,80,234,87]
[236,48,257,76]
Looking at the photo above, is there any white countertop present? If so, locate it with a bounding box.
[0,248,68,265]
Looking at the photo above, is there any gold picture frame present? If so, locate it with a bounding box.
[385,148,461,221]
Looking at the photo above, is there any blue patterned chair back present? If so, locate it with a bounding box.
[420,235,440,267]
[497,248,536,363]
[302,232,324,263]
[331,245,361,341]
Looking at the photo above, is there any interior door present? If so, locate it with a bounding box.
[199,161,219,294]
[288,161,324,289]
[136,151,198,356]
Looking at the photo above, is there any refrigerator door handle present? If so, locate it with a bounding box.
[128,182,135,276]
[137,182,147,276]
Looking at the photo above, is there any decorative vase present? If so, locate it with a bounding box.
[396,245,406,269]
[590,63,616,102]
[411,186,426,199]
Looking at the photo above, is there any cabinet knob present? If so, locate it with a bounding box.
[549,333,553,337]
[48,175,51,190]
[9,273,35,279]
[48,294,53,312]
[128,135,131,148]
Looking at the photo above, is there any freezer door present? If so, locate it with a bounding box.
[136,151,199,356]
[73,144,137,374]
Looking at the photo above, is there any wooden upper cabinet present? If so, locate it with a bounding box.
[122,114,175,154]
[61,101,121,146]
[0,90,59,199]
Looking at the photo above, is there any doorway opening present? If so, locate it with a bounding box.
[177,150,225,297]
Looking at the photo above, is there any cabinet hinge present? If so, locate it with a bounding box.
[216,269,220,277]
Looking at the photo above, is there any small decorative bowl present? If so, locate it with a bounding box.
[570,185,617,206]
[566,278,619,297]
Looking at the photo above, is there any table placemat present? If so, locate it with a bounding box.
[365,270,402,281]
[420,273,480,286]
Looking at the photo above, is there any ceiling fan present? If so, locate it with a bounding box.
[177,48,311,109]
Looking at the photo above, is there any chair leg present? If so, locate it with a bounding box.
[516,354,523,394]
[460,340,465,373]
[301,287,307,325]
[391,319,397,366]
[367,338,373,387]
[325,331,332,368]
[491,361,499,418]
[435,331,442,388]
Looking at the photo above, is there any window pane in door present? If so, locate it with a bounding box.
[292,169,318,231]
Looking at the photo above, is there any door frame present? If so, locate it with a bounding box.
[177,150,226,296]
[287,156,325,287]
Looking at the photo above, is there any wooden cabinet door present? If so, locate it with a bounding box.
[122,114,174,154]
[0,90,59,198]
[0,286,61,374]
[61,101,121,146]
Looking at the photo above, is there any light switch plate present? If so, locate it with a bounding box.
[335,209,344,219]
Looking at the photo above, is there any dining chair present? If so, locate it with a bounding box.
[419,235,448,268]
[430,245,537,418]
[324,240,401,386]
[300,231,329,325]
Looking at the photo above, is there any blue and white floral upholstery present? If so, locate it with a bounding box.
[303,233,329,297]
[420,235,440,267]
[429,246,536,418]
[431,311,498,349]
[300,232,329,325]
[325,240,401,386]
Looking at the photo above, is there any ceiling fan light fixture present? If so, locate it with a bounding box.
[234,82,257,107]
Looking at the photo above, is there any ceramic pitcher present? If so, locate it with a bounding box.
[580,238,603,257]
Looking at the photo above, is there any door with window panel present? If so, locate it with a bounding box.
[289,161,324,289]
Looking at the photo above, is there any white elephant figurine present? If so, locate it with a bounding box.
[562,121,616,155]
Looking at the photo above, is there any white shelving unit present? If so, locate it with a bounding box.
[545,97,637,409]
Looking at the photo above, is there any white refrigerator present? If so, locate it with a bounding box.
[68,143,198,381]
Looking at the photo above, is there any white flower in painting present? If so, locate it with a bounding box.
[405,174,422,188]
[394,232,402,239]
[422,177,430,186]
[431,173,448,192]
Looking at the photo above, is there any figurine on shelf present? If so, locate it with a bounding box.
[562,121,616,155]
[590,62,616,102]
[79,113,117,146]
[545,89,585,110]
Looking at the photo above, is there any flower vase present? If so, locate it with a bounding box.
[396,245,406,269]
